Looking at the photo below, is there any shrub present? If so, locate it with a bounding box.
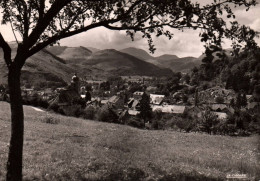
[72,98,86,108]
[125,117,144,128]
[150,119,164,130]
[215,96,225,104]
[41,114,60,124]
[153,109,163,120]
[96,106,119,123]
[37,99,49,109]
[48,103,60,113]
[62,105,83,117]
[81,106,97,120]
[174,117,197,132]
[198,110,219,134]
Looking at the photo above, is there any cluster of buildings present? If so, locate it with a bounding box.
[1,73,258,123]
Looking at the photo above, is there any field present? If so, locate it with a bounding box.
[0,101,259,180]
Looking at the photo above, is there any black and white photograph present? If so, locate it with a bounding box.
[0,0,259,180]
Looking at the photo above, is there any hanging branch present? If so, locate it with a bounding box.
[9,18,19,45]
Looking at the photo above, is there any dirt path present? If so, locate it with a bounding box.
[30,107,45,112]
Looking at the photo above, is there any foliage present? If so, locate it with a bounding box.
[62,105,83,117]
[40,114,60,124]
[125,117,144,128]
[198,109,219,134]
[215,96,224,104]
[0,0,259,179]
[100,81,110,91]
[139,92,152,123]
[96,105,119,123]
[81,106,97,120]
[72,97,86,108]
[194,88,199,106]
[129,83,144,93]
[85,91,91,102]
[22,96,49,109]
[235,92,247,109]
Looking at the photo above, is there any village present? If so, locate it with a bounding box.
[1,72,258,131]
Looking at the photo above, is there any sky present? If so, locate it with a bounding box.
[0,0,260,58]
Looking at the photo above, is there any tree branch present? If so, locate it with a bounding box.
[21,0,29,41]
[38,0,45,22]
[0,33,12,68]
[26,0,73,48]
[27,20,116,57]
[9,19,19,45]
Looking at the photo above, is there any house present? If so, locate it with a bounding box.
[133,91,144,100]
[246,95,253,100]
[81,94,86,99]
[150,94,165,105]
[107,95,125,109]
[87,97,101,107]
[210,103,228,112]
[131,100,140,110]
[152,105,186,114]
[128,110,140,116]
[101,99,109,105]
[146,86,157,94]
[198,87,235,104]
[247,102,260,109]
[212,112,228,120]
[127,98,135,108]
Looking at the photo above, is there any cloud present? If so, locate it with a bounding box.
[232,6,260,28]
[60,1,260,58]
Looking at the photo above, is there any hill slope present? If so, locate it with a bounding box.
[120,47,201,72]
[47,46,92,64]
[0,101,259,180]
[120,47,154,60]
[48,47,174,77]
[82,49,173,76]
[1,45,173,87]
[0,43,75,87]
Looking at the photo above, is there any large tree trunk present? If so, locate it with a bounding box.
[6,64,24,181]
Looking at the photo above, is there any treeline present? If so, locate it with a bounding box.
[189,47,260,99]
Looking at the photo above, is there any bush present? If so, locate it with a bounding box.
[150,119,164,130]
[96,106,119,123]
[62,105,83,117]
[22,96,49,109]
[41,114,60,124]
[48,103,60,113]
[81,106,97,120]
[215,96,225,104]
[125,117,144,128]
[198,110,219,134]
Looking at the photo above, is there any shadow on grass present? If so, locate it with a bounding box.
[24,167,223,181]
[100,168,222,181]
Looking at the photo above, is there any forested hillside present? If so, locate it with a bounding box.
[189,47,260,99]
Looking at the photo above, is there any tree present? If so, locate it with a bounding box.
[194,88,199,106]
[235,92,248,109]
[85,91,91,102]
[0,0,258,180]
[139,92,152,124]
[241,92,248,108]
[199,108,219,135]
[235,92,242,109]
[215,96,224,104]
[230,98,235,108]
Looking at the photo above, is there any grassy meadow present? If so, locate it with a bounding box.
[0,101,259,180]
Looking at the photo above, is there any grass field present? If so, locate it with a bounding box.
[0,101,259,180]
